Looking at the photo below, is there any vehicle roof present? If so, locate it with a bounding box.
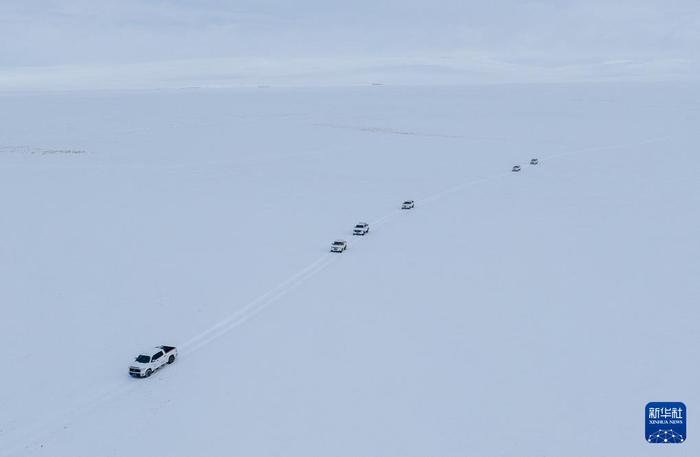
[333,240,346,243]
[355,222,368,225]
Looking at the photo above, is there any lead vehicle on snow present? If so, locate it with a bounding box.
[129,346,177,378]
[353,222,369,235]
[401,200,415,209]
[330,240,348,252]
[530,158,539,165]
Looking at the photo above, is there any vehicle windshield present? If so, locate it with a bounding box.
[403,201,411,204]
[135,355,150,363]
[333,241,344,245]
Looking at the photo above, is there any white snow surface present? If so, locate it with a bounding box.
[1,83,699,456]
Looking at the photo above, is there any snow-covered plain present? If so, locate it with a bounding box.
[1,83,699,456]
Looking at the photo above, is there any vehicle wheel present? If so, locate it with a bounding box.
[168,355,175,364]
[146,369,153,377]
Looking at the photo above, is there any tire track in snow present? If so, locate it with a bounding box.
[1,378,137,456]
[180,254,337,355]
[368,175,510,229]
[369,135,668,236]
[420,136,670,204]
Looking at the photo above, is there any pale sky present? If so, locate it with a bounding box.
[1,0,698,90]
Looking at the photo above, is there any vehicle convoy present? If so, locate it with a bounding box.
[330,240,348,252]
[512,165,521,172]
[401,200,415,209]
[530,158,539,165]
[129,346,177,378]
[353,222,369,235]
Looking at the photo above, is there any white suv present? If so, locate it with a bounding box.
[401,200,415,209]
[330,240,348,253]
[353,222,369,235]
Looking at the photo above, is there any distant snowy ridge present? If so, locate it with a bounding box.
[0,54,694,93]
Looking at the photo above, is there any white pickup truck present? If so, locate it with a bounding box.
[129,345,177,378]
